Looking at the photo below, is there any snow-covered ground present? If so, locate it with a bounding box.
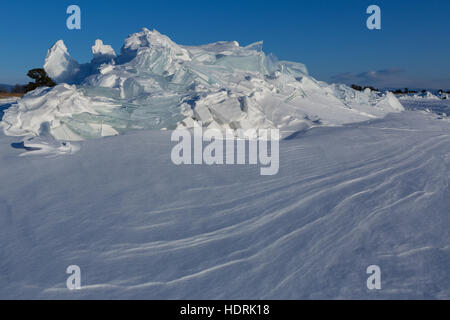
[0,97,19,104]
[400,97,450,118]
[398,91,450,101]
[0,105,449,299]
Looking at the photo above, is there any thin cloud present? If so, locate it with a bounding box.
[330,69,450,90]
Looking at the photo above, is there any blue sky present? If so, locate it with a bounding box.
[1,0,449,89]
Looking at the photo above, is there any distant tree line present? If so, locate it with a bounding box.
[0,84,27,94]
[350,85,450,96]
[391,88,418,94]
[1,68,56,95]
[351,84,379,92]
[391,88,450,95]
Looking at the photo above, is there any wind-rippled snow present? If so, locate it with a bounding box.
[0,110,448,299]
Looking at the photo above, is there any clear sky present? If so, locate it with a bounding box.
[1,0,449,89]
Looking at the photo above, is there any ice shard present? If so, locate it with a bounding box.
[2,28,404,141]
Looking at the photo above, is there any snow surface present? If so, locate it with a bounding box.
[0,108,449,299]
[0,97,20,104]
[2,28,403,141]
[398,91,446,101]
[43,40,81,84]
[401,96,450,119]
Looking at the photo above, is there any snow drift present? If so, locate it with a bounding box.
[1,28,404,140]
[0,110,449,299]
[398,91,443,101]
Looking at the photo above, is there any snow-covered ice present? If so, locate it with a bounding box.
[0,97,20,104]
[2,28,403,141]
[398,91,445,101]
[91,39,116,64]
[2,85,120,141]
[43,40,81,84]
